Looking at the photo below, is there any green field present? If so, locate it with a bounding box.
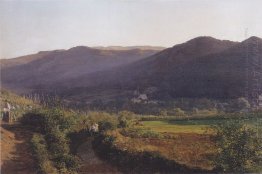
[142,121,209,134]
[142,117,262,134]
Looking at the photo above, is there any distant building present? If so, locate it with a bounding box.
[131,98,142,103]
[138,94,148,100]
[131,94,148,104]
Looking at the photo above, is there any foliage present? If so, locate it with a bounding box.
[20,110,46,133]
[88,111,117,124]
[21,108,75,134]
[24,108,80,173]
[31,133,58,174]
[99,120,117,132]
[117,111,135,128]
[173,108,186,116]
[120,127,162,138]
[213,119,262,173]
[46,128,70,156]
[228,98,251,112]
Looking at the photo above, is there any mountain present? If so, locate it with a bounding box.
[0,46,160,93]
[1,36,261,104]
[92,46,166,51]
[54,36,262,102]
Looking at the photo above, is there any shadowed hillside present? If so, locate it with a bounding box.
[1,47,161,93]
[1,36,262,104]
[53,36,262,103]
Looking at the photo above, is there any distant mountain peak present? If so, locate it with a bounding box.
[185,36,236,45]
[68,46,93,52]
[92,46,166,51]
[243,36,262,43]
[188,36,217,41]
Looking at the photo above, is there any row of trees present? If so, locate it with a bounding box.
[87,97,252,116]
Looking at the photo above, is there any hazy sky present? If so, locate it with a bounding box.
[1,0,262,58]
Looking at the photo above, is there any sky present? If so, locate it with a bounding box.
[0,0,262,59]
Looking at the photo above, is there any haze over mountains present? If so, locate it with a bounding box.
[1,36,262,103]
[0,46,161,92]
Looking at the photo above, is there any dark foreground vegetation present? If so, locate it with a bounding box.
[21,109,80,174]
[2,90,261,173]
[18,107,262,174]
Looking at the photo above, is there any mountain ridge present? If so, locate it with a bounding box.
[1,36,261,103]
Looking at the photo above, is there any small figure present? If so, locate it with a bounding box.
[89,123,99,134]
[2,102,12,123]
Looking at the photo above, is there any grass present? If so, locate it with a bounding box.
[141,115,262,134]
[107,129,215,170]
[142,121,210,134]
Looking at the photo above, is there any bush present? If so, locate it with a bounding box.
[117,111,138,128]
[31,134,58,174]
[99,120,117,132]
[228,98,251,112]
[173,108,185,116]
[213,119,261,173]
[44,108,73,133]
[21,111,46,133]
[120,127,162,139]
[54,154,80,173]
[46,129,70,157]
[25,108,80,173]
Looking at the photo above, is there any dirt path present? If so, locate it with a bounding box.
[1,122,36,174]
[77,137,120,174]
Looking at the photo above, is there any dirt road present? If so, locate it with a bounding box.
[77,137,120,174]
[1,122,36,174]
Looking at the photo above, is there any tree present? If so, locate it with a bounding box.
[118,111,135,128]
[213,119,261,173]
[230,98,250,112]
[99,120,116,132]
[160,110,168,117]
[173,108,185,116]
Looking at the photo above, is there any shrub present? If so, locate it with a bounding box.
[25,108,80,173]
[118,111,139,128]
[54,154,80,173]
[120,127,162,139]
[213,119,261,173]
[173,108,185,116]
[46,129,70,157]
[228,98,251,112]
[31,134,58,174]
[44,108,73,133]
[99,120,117,132]
[21,110,46,133]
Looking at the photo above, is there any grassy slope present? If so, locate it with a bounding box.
[0,89,39,118]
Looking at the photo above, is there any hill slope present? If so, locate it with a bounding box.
[1,37,261,104]
[55,36,262,102]
[1,47,160,93]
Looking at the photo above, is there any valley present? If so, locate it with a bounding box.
[1,36,262,174]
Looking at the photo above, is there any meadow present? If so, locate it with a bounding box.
[142,120,209,134]
[142,116,262,134]
[102,114,262,171]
